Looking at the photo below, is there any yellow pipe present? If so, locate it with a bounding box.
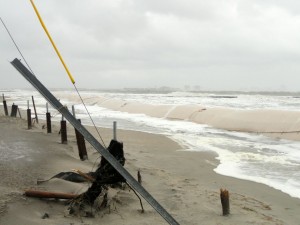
[29,0,75,84]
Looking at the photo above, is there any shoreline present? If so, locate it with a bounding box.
[0,113,300,224]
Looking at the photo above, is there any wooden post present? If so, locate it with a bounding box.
[60,120,67,144]
[46,103,51,133]
[46,112,52,133]
[27,109,32,129]
[32,96,39,124]
[72,107,88,160]
[10,104,18,117]
[2,94,8,116]
[75,119,88,160]
[220,189,230,216]
[113,121,117,140]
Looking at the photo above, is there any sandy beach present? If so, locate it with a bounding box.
[0,108,300,225]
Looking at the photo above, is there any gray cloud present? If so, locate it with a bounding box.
[1,0,300,91]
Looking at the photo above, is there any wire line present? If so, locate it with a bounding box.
[73,84,107,148]
[0,17,35,74]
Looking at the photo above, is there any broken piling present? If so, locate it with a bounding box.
[46,103,51,133]
[220,188,230,216]
[10,103,18,117]
[2,94,8,116]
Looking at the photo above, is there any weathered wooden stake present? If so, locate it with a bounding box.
[3,100,8,116]
[46,112,52,133]
[220,188,230,216]
[2,94,8,116]
[72,106,87,160]
[32,96,39,124]
[75,127,88,160]
[45,103,51,133]
[138,170,142,185]
[27,108,32,129]
[113,121,117,140]
[10,104,18,117]
[60,120,67,144]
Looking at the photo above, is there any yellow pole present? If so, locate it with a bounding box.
[29,0,75,84]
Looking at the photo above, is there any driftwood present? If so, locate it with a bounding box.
[26,139,126,214]
[25,190,79,199]
[75,139,126,205]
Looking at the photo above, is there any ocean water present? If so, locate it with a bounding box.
[1,89,300,199]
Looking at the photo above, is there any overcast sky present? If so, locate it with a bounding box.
[1,0,300,91]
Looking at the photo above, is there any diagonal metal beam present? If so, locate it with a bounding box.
[10,58,179,225]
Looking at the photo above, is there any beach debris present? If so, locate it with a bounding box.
[70,140,126,207]
[32,140,126,215]
[98,193,108,210]
[24,190,79,199]
[137,170,142,185]
[127,184,144,213]
[37,171,94,184]
[42,213,49,219]
[73,169,95,182]
[220,188,230,216]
